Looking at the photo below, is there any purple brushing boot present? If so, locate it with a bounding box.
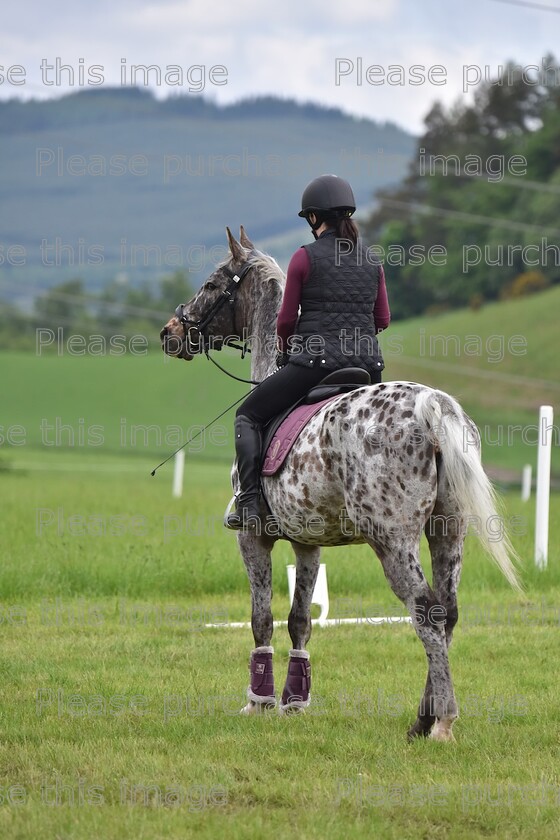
[240,646,276,714]
[279,649,311,715]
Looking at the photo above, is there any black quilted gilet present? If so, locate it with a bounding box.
[288,230,385,375]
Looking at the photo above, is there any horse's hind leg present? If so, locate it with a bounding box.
[407,505,466,740]
[366,532,458,741]
[279,542,320,714]
[238,531,277,714]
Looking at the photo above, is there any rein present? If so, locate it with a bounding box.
[204,350,261,385]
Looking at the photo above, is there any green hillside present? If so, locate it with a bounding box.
[382,286,560,477]
[0,88,414,301]
[381,285,558,403]
[2,285,558,478]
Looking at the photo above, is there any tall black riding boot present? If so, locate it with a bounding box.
[225,415,263,531]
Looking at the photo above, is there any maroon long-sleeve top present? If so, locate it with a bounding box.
[276,247,391,353]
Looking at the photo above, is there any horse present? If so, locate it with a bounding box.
[160,226,521,741]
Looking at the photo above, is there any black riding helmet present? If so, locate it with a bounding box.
[298,174,356,225]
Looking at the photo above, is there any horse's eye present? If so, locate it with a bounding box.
[204,282,217,291]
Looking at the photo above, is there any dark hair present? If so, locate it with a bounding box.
[334,217,359,245]
[311,210,360,246]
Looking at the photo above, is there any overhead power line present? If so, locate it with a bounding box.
[394,354,560,391]
[0,280,175,321]
[490,0,560,12]
[380,198,560,237]
[424,161,560,196]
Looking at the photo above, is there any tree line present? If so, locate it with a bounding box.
[362,54,560,319]
[0,272,193,351]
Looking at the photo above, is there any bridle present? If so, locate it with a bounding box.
[174,259,260,385]
[174,261,252,351]
[153,258,262,476]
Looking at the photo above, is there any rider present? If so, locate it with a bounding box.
[225,174,391,531]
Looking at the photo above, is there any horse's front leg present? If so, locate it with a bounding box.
[238,531,277,714]
[280,542,321,714]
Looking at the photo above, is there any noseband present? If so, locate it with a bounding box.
[174,261,253,354]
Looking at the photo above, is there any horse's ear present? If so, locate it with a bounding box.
[239,225,254,249]
[226,226,244,262]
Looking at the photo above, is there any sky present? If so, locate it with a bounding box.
[1,0,559,134]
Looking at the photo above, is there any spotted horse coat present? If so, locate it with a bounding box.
[263,381,439,547]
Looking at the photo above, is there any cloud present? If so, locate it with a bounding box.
[1,0,557,132]
[129,0,398,33]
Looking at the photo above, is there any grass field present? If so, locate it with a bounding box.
[1,291,559,838]
[0,465,559,839]
[2,285,560,475]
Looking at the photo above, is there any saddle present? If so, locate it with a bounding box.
[261,368,371,477]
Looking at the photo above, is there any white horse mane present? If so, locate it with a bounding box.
[219,247,286,291]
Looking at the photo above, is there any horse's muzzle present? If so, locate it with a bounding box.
[160,325,194,360]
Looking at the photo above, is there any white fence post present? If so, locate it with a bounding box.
[535,406,553,569]
[172,450,185,499]
[521,464,532,502]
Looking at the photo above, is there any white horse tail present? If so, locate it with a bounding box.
[414,387,522,592]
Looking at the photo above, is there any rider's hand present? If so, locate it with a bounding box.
[276,351,289,369]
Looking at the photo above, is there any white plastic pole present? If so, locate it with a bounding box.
[535,406,553,569]
[287,563,330,625]
[521,464,532,502]
[172,450,185,499]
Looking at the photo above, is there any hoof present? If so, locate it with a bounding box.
[240,700,276,715]
[407,720,433,741]
[278,702,307,717]
[430,718,457,742]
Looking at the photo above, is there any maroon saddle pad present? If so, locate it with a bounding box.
[261,395,340,476]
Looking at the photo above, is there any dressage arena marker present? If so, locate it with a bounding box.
[535,405,553,570]
[521,464,532,502]
[172,451,185,499]
[204,563,412,629]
